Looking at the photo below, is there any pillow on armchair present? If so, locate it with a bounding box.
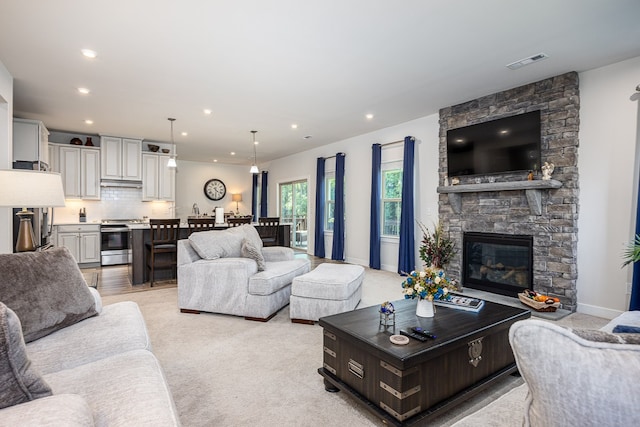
[509,319,640,427]
[0,247,98,343]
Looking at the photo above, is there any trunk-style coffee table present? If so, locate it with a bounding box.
[318,298,530,426]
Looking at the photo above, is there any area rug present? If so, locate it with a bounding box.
[102,283,525,426]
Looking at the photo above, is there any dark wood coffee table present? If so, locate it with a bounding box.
[318,298,530,426]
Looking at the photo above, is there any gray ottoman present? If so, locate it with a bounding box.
[290,263,364,324]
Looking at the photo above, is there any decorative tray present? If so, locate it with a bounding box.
[518,293,561,312]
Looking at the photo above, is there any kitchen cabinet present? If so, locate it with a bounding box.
[142,153,175,201]
[101,136,142,181]
[54,224,101,266]
[13,118,49,165]
[56,144,100,200]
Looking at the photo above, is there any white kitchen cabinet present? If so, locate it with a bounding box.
[55,224,101,265]
[48,143,59,172]
[101,136,142,180]
[142,153,175,201]
[57,144,100,200]
[13,118,49,165]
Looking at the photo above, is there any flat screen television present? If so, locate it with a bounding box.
[446,110,541,177]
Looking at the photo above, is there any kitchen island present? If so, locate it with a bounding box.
[128,223,291,285]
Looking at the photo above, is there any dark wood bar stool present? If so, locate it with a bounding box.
[258,217,280,246]
[187,217,216,234]
[227,216,251,227]
[146,218,180,286]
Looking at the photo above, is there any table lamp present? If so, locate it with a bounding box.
[0,170,66,252]
[232,193,242,215]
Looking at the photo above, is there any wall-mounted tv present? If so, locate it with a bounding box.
[446,110,541,177]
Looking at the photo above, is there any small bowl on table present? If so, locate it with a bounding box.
[147,144,160,152]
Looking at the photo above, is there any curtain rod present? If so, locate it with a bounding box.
[322,152,345,160]
[380,136,415,147]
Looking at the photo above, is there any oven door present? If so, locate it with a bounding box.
[101,227,129,251]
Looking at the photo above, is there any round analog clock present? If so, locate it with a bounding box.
[204,178,226,201]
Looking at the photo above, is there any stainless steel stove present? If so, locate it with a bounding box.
[100,219,146,265]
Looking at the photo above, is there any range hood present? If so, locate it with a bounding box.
[100,179,143,188]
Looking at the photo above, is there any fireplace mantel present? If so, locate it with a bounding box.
[437,180,562,215]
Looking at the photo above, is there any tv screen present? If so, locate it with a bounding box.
[446,110,541,177]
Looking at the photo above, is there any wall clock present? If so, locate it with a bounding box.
[204,178,226,201]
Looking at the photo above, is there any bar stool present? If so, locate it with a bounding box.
[146,219,180,286]
[187,217,216,235]
[258,217,280,246]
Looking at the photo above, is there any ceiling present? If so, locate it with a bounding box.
[1,0,639,166]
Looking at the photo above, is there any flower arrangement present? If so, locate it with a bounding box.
[418,222,455,269]
[401,267,457,301]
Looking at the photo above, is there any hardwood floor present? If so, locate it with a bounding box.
[82,251,327,297]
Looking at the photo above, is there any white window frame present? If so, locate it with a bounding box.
[325,172,335,232]
[381,156,403,239]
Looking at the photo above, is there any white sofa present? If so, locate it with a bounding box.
[0,272,180,426]
[177,225,310,321]
[452,310,640,426]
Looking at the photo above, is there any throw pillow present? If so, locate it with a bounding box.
[189,229,244,260]
[0,302,52,409]
[0,247,98,343]
[241,238,266,271]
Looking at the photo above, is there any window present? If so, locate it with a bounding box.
[382,168,402,237]
[325,174,335,231]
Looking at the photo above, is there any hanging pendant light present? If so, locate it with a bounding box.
[250,130,259,174]
[167,118,177,168]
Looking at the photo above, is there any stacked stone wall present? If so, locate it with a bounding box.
[439,72,579,311]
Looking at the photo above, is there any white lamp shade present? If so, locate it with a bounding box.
[167,157,177,168]
[250,165,259,174]
[0,170,66,207]
[232,193,242,202]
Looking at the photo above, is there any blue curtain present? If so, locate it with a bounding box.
[631,171,640,310]
[369,144,382,269]
[251,173,258,222]
[398,136,415,274]
[331,153,345,261]
[314,157,326,258]
[260,171,268,218]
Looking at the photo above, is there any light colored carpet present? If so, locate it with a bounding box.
[101,267,607,426]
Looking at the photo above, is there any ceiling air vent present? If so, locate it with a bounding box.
[506,53,549,70]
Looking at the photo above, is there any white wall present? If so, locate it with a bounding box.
[0,60,13,253]
[577,55,640,318]
[174,160,254,221]
[264,114,440,271]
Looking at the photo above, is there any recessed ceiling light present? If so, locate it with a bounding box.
[213,159,218,163]
[366,114,374,120]
[230,152,236,156]
[84,119,93,125]
[81,49,97,59]
[204,109,212,115]
[181,132,188,136]
[291,124,298,129]
[254,140,259,145]
[77,87,90,95]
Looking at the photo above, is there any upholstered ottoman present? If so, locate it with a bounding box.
[290,263,364,324]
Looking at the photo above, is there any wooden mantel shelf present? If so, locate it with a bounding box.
[437,179,562,215]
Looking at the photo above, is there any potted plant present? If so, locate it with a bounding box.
[418,222,455,269]
[622,234,640,267]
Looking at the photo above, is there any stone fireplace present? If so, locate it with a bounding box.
[438,72,579,311]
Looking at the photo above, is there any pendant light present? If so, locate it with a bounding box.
[167,118,177,168]
[250,130,259,174]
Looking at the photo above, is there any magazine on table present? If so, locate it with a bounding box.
[433,294,485,312]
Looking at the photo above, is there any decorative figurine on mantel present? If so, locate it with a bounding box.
[541,162,555,180]
[527,170,534,181]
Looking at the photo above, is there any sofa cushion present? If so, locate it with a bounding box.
[188,229,244,260]
[241,238,266,271]
[510,319,640,427]
[0,302,52,410]
[0,247,98,343]
[0,394,95,426]
[248,259,310,296]
[26,301,151,375]
[43,349,180,427]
